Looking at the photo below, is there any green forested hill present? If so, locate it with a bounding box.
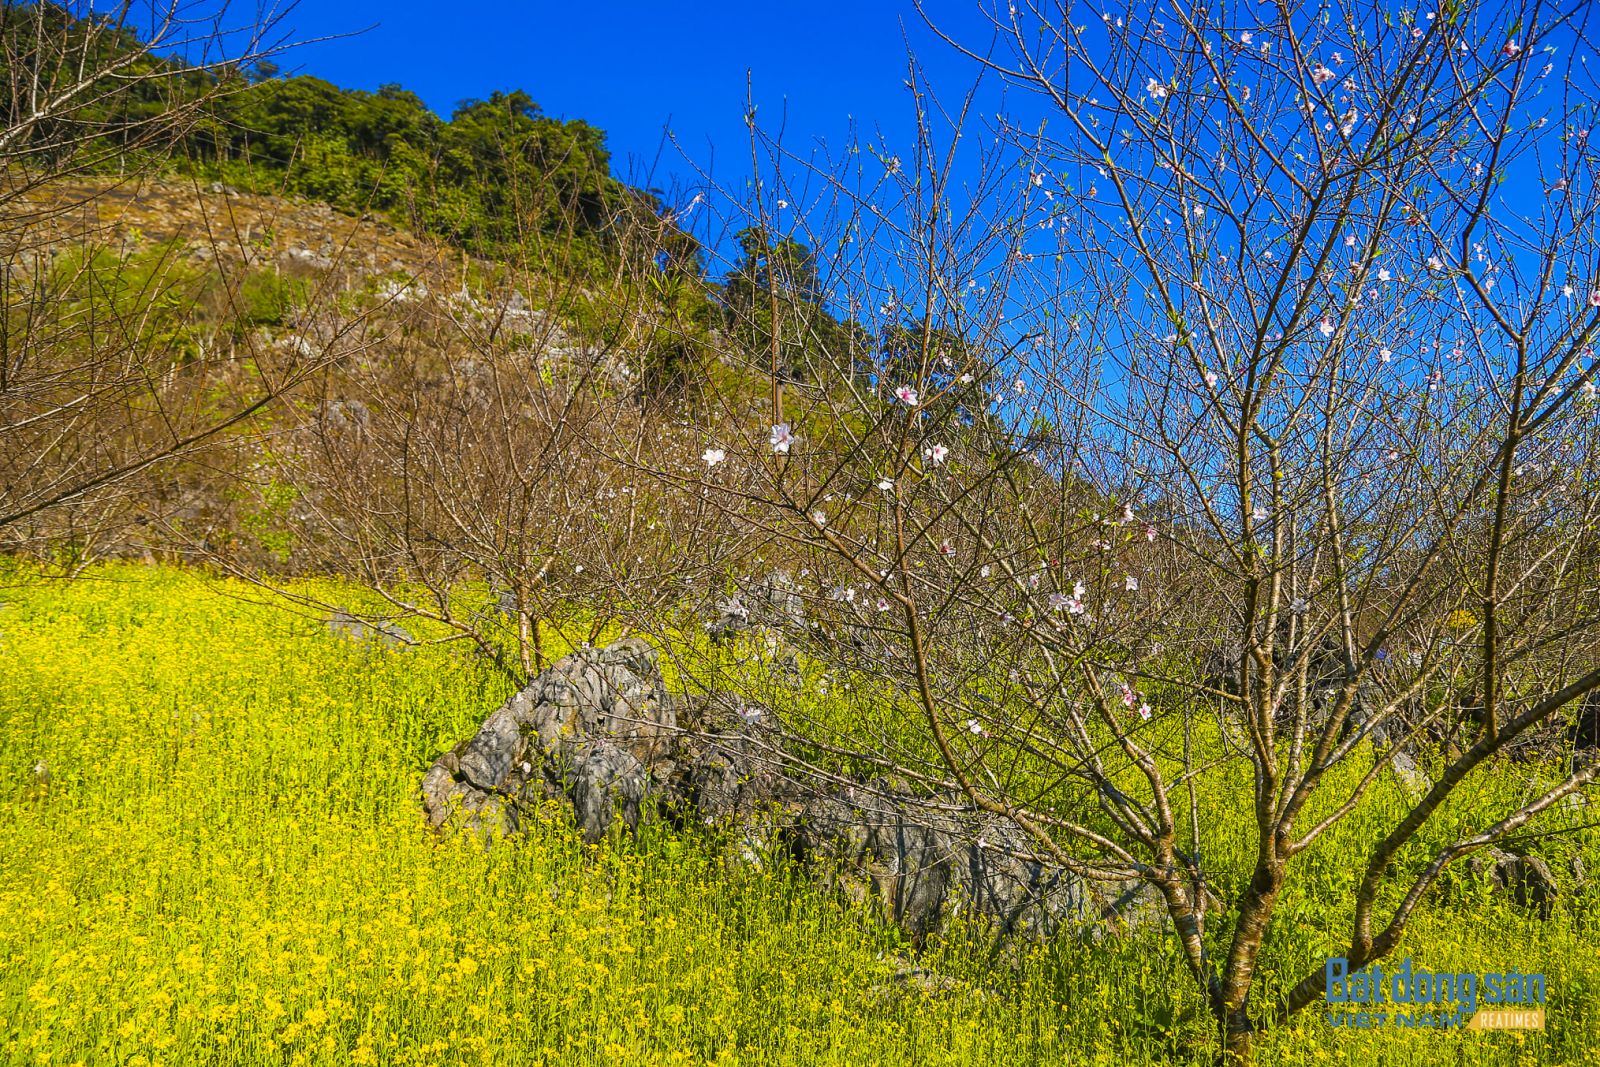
[2,3,698,272]
[186,78,696,269]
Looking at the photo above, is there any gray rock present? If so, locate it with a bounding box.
[327,611,413,648]
[420,638,1160,944]
[1386,745,1432,799]
[286,246,333,270]
[1467,847,1561,919]
[571,741,648,841]
[705,573,807,643]
[707,593,752,640]
[421,639,671,843]
[323,398,369,432]
[795,783,1156,946]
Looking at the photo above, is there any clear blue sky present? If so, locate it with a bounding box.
[276,1,999,191]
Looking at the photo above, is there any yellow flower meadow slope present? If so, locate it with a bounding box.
[1,564,1595,1066]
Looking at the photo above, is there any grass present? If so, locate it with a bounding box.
[1,562,1596,1065]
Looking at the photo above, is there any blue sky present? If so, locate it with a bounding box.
[257,1,1590,379]
[276,1,997,192]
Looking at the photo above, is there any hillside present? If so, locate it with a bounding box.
[22,176,443,275]
[8,4,1600,1065]
[4,171,740,583]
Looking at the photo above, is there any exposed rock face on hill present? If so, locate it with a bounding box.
[421,639,1163,946]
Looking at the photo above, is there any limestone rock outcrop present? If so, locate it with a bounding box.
[421,638,1162,944]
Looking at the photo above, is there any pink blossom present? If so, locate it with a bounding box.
[894,385,920,406]
[924,444,949,464]
[770,423,794,454]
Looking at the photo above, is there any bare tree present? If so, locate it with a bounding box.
[0,0,316,558]
[1,0,293,206]
[209,166,737,678]
[668,2,1600,1061]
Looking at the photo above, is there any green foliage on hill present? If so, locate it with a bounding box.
[2,3,996,405]
[185,79,698,275]
[1,4,698,276]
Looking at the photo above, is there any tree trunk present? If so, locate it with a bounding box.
[1218,1018,1254,1066]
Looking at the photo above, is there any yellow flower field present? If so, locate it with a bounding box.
[1,564,1594,1065]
